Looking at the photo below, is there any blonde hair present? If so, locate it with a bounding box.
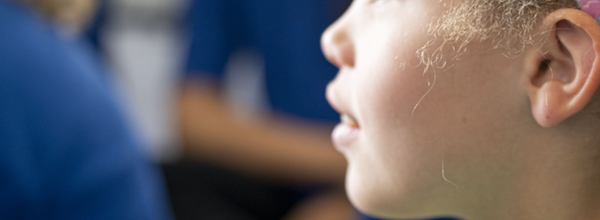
[19,0,96,28]
[419,0,580,69]
[419,0,600,116]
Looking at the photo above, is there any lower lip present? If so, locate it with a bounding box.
[332,123,360,148]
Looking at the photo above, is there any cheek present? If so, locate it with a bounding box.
[357,63,436,143]
[347,65,450,215]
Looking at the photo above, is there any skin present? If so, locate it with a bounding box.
[322,0,600,219]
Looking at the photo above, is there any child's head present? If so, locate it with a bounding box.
[323,0,600,219]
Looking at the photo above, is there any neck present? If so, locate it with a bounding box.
[463,127,600,220]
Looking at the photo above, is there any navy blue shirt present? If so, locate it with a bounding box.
[185,0,345,123]
[0,1,172,219]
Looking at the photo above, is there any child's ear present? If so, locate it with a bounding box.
[525,9,600,127]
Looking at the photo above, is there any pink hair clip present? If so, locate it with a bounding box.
[577,0,600,23]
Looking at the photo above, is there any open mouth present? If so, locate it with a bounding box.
[332,114,361,148]
[341,114,360,128]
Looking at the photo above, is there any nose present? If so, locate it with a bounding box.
[321,14,355,68]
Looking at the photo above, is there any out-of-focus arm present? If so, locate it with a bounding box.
[177,77,347,185]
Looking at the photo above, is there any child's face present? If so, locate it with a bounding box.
[323,0,533,218]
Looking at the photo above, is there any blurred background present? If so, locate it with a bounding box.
[0,0,461,219]
[89,0,359,219]
[92,0,187,161]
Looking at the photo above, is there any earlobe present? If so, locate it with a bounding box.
[526,9,600,127]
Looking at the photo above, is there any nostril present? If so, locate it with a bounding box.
[340,41,355,67]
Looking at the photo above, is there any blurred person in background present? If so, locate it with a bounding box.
[165,0,358,219]
[0,0,172,219]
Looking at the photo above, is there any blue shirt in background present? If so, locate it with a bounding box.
[0,1,172,219]
[185,0,344,123]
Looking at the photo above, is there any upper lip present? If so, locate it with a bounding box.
[326,82,360,128]
[341,114,360,128]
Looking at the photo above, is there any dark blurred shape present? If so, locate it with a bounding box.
[163,160,296,220]
[0,1,172,219]
[83,0,107,54]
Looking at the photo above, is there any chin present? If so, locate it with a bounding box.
[345,160,444,220]
[345,163,404,219]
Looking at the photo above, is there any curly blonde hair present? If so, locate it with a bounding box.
[419,0,580,69]
[419,0,600,116]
